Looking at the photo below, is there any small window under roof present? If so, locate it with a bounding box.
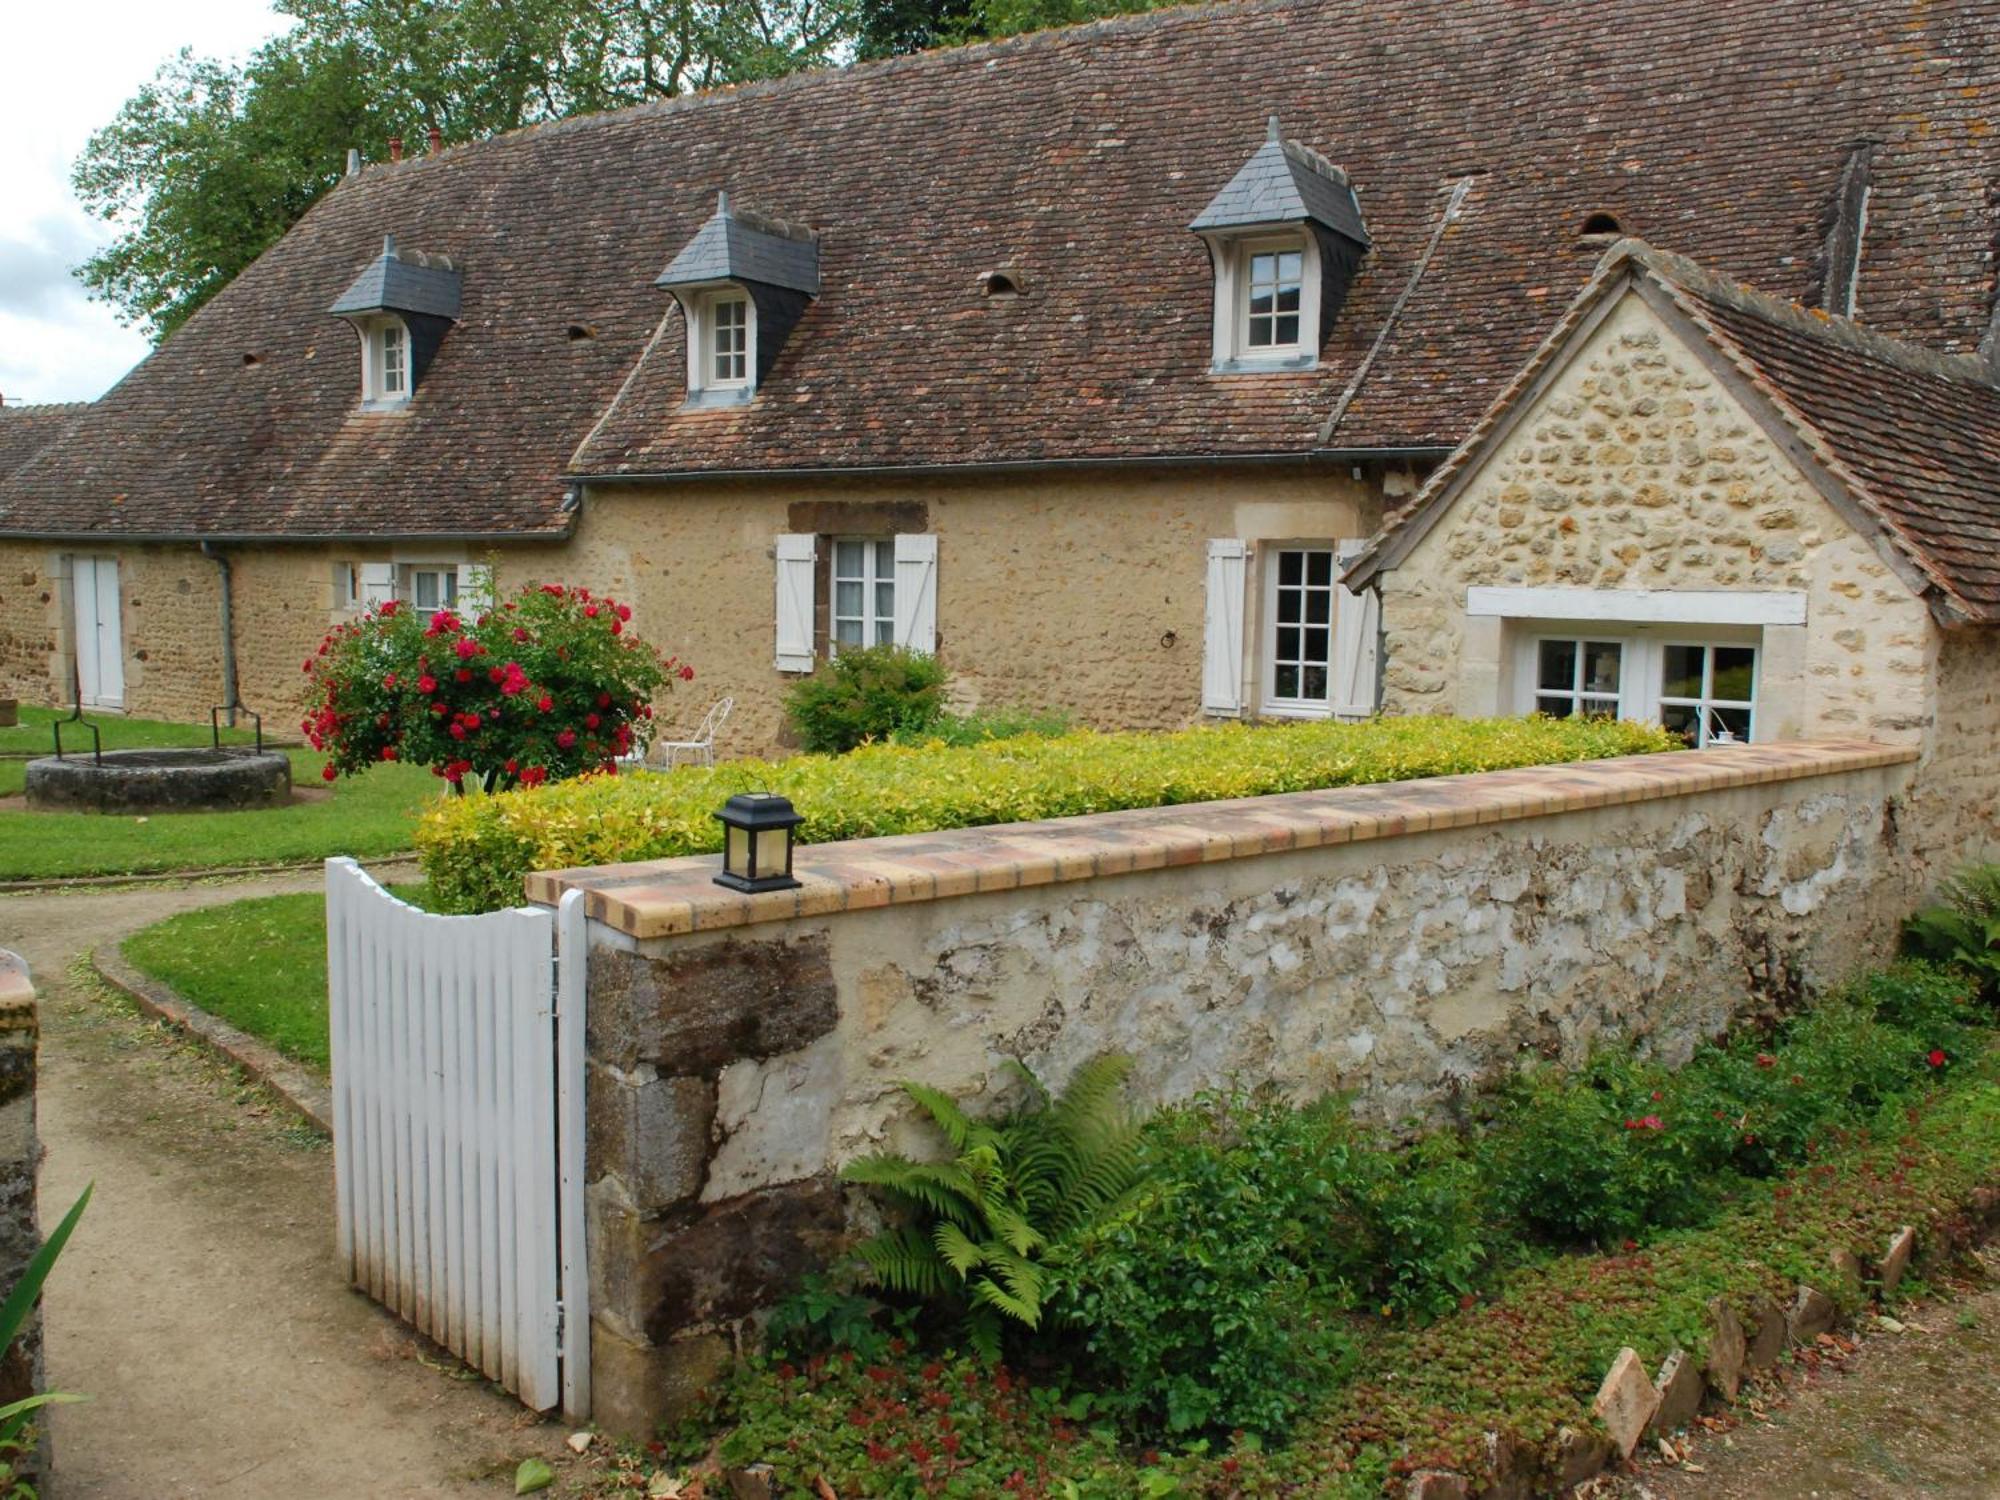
[1580,211,1624,238]
[982,270,1025,297]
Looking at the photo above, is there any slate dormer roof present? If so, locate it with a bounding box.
[1189,117,1369,246]
[655,193,820,296]
[1,0,1997,540]
[328,236,464,319]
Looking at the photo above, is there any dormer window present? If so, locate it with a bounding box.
[329,234,462,409]
[655,191,820,409]
[1190,118,1369,374]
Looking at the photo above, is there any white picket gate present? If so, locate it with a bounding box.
[324,857,590,1418]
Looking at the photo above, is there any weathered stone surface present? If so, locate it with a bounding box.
[1705,1296,1746,1400]
[1550,1425,1614,1489]
[1787,1284,1837,1343]
[1592,1346,1662,1458]
[1879,1224,1916,1296]
[1744,1295,1787,1369]
[1648,1348,1705,1437]
[589,938,838,1073]
[586,1061,716,1212]
[24,747,290,813]
[1828,1246,1864,1304]
[589,1321,730,1438]
[1406,1471,1469,1500]
[1472,1429,1534,1500]
[726,1464,776,1500]
[705,1035,840,1202]
[648,1179,845,1337]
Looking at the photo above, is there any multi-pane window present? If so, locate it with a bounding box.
[711,295,749,385]
[832,538,895,650]
[1534,639,1624,718]
[1659,643,1756,746]
[407,567,459,610]
[1267,547,1335,708]
[379,321,408,396]
[1244,245,1304,350]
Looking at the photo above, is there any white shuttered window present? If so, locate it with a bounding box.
[774,534,817,672]
[1202,539,1248,715]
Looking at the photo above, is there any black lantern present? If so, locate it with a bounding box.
[714,792,804,893]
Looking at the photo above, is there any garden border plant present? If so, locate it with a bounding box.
[416,713,1674,912]
[669,950,2000,1498]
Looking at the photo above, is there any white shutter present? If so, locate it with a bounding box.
[1332,539,1381,720]
[774,534,816,672]
[358,562,396,609]
[892,533,938,654]
[456,562,494,612]
[1201,539,1247,716]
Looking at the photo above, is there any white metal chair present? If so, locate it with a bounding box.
[643,695,733,769]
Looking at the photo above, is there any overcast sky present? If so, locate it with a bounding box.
[0,0,289,407]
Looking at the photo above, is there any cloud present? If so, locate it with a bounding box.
[0,213,103,318]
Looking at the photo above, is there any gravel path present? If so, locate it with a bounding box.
[1,873,572,1498]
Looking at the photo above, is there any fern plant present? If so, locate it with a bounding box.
[1904,864,2000,999]
[841,1054,1143,1361]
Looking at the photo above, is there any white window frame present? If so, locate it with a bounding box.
[684,286,757,399]
[1260,543,1339,718]
[359,315,412,407]
[333,562,360,612]
[831,536,896,652]
[1202,230,1321,371]
[1657,640,1758,747]
[1508,623,1762,746]
[400,564,460,610]
[1526,636,1629,721]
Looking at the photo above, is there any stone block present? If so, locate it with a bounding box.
[589,938,838,1073]
[1473,1430,1534,1500]
[1592,1347,1661,1458]
[1878,1225,1916,1297]
[726,1465,776,1500]
[1550,1425,1613,1489]
[589,1320,731,1439]
[586,1062,716,1212]
[1744,1295,1786,1369]
[1787,1284,1836,1344]
[1704,1296,1745,1401]
[1828,1247,1863,1304]
[1406,1472,1469,1500]
[640,1178,846,1340]
[1648,1348,1704,1437]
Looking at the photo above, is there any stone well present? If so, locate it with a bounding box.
[24,748,292,813]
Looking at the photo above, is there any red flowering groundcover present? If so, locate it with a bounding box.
[303,583,688,792]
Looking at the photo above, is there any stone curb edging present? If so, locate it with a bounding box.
[0,851,417,894]
[90,945,332,1137]
[1401,1197,2000,1499]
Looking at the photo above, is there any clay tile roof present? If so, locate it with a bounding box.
[3,0,1999,539]
[0,403,88,484]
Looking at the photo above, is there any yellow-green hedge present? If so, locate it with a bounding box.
[415,715,1678,913]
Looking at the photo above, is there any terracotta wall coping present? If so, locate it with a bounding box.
[528,740,1917,940]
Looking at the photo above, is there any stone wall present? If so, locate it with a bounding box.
[1378,291,1938,746]
[0,953,43,1485]
[0,544,61,709]
[552,742,1930,1434]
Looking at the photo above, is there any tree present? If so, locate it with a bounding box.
[74,0,858,340]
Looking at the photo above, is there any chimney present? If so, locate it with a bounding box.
[388,135,403,163]
[428,126,443,153]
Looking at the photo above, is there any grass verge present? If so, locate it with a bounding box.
[0,752,439,880]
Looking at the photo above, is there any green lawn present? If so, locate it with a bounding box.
[0,752,441,879]
[122,883,432,1073]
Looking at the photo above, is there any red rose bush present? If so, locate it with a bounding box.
[303,583,688,792]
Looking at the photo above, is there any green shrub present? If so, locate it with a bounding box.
[889,705,1074,747]
[784,645,950,753]
[842,1057,1142,1362]
[1904,864,2000,998]
[1356,1131,1492,1317]
[1047,1092,1363,1438]
[416,713,1677,913]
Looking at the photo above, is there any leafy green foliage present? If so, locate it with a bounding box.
[765,1274,910,1361]
[843,1056,1141,1361]
[888,705,1074,747]
[784,645,951,754]
[303,580,678,792]
[0,1185,92,1497]
[1903,863,2000,999]
[417,713,1677,912]
[74,0,858,338]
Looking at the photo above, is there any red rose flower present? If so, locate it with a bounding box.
[514,626,529,643]
[380,746,397,761]
[1928,1048,1947,1068]
[449,722,467,740]
[1756,1053,1776,1068]
[536,695,553,713]
[321,763,338,781]
[453,636,479,659]
[455,669,473,683]
[417,674,437,694]
[615,603,631,622]
[585,713,601,730]
[556,729,577,749]
[679,665,695,681]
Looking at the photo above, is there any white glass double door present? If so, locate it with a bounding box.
[72,555,124,708]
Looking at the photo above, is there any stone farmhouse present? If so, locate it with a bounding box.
[1,0,1997,760]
